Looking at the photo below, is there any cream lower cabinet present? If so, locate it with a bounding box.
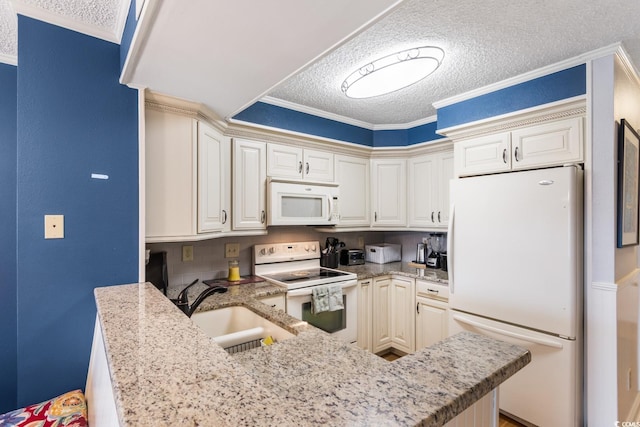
[232,139,267,230]
[415,279,449,351]
[416,298,448,351]
[372,276,392,353]
[390,277,415,353]
[371,276,415,354]
[357,279,373,352]
[335,154,370,227]
[408,150,453,228]
[146,107,230,242]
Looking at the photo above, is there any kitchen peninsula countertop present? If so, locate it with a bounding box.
[94,281,529,426]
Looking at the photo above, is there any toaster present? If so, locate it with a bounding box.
[340,249,365,266]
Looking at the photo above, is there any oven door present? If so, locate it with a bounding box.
[286,280,357,343]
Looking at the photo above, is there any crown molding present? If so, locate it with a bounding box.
[433,43,621,110]
[615,44,640,88]
[260,96,438,131]
[0,53,17,66]
[437,96,586,140]
[10,0,121,43]
[114,0,132,43]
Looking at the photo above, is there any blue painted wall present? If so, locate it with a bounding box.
[437,64,587,129]
[0,62,18,412]
[16,16,139,405]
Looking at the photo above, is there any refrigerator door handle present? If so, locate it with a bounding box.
[452,313,564,349]
[447,203,455,294]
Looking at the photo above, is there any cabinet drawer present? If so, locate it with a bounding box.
[416,279,449,301]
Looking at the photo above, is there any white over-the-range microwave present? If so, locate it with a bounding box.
[267,177,340,226]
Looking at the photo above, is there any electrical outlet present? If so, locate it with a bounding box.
[44,215,64,239]
[225,243,240,258]
[358,237,364,248]
[182,245,194,262]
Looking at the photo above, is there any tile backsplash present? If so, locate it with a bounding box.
[147,227,443,295]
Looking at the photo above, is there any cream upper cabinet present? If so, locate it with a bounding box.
[455,117,583,177]
[335,154,370,227]
[145,108,230,242]
[267,143,334,182]
[198,121,231,233]
[371,159,407,227]
[390,277,415,354]
[232,138,267,230]
[408,150,453,228]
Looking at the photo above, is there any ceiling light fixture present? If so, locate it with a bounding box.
[341,46,444,99]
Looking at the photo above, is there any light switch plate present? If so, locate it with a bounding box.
[44,215,64,239]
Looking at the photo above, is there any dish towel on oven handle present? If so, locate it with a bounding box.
[311,285,344,314]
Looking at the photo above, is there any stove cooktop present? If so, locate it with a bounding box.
[259,267,356,290]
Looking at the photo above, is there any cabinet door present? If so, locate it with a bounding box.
[408,155,438,227]
[198,121,230,233]
[357,279,373,352]
[372,277,392,353]
[335,154,370,227]
[454,132,511,177]
[304,149,334,182]
[390,277,415,353]
[145,109,197,240]
[436,151,454,226]
[511,117,583,170]
[233,139,267,230]
[267,143,303,179]
[371,159,407,227]
[416,298,448,351]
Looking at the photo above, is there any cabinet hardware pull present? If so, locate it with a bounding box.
[438,211,441,222]
[261,210,266,224]
[431,212,434,222]
[298,161,303,173]
[514,146,520,162]
[305,162,310,174]
[374,212,377,222]
[416,303,420,314]
[502,148,507,164]
[222,210,227,224]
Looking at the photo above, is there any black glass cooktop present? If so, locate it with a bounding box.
[264,268,351,283]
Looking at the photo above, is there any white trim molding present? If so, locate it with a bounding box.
[0,53,17,66]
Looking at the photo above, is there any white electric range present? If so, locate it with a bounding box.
[253,241,358,343]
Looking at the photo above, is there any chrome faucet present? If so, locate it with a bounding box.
[171,279,228,317]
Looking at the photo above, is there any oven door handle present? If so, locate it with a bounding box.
[287,279,358,297]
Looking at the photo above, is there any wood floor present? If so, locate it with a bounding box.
[379,351,528,427]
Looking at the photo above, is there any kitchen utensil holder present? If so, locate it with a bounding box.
[320,252,339,269]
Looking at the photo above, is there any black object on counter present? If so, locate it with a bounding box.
[320,252,339,268]
[145,251,168,295]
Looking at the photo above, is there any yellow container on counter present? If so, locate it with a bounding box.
[228,260,240,281]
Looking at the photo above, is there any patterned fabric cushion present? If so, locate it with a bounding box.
[0,389,88,427]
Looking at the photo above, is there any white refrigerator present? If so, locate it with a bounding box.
[447,165,583,427]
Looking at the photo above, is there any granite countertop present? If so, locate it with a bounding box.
[94,280,530,427]
[337,261,449,284]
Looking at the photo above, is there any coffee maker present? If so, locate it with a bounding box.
[426,234,445,269]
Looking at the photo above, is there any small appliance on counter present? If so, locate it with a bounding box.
[340,249,365,266]
[426,234,445,269]
[145,251,168,295]
[415,243,426,264]
[365,243,401,264]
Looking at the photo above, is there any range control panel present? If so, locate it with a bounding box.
[253,241,320,265]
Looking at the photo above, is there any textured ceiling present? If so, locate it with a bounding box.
[3,0,640,128]
[267,0,640,126]
[0,0,126,63]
